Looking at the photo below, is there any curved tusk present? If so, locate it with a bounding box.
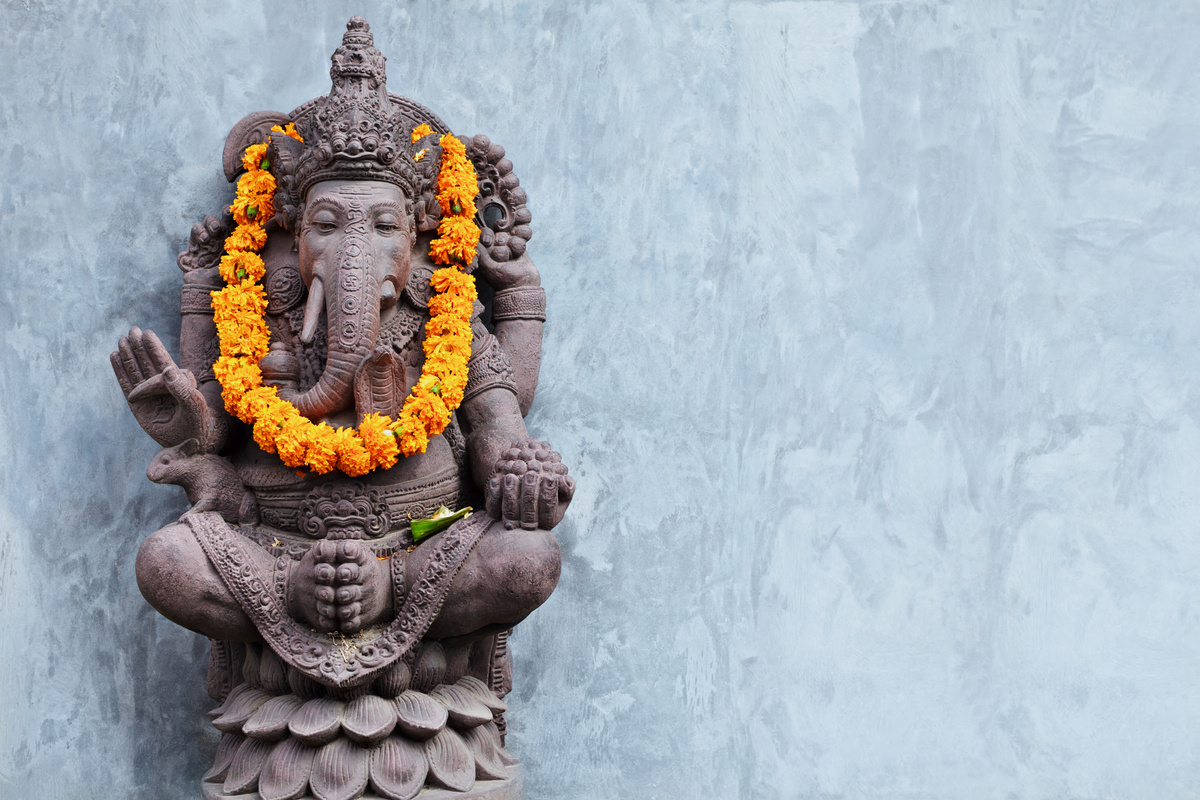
[300,275,324,344]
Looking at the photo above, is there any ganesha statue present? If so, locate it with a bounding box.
[110,18,571,800]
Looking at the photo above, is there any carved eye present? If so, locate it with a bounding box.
[375,212,403,235]
[310,211,338,234]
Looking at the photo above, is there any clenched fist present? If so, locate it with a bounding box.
[485,439,575,531]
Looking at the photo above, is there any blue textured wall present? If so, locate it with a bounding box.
[3,2,1200,798]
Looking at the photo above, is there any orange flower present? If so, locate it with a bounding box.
[270,123,304,142]
[237,169,276,198]
[333,428,373,477]
[397,415,429,456]
[359,413,400,470]
[231,194,274,227]
[304,424,340,474]
[241,143,269,173]
[225,224,267,252]
[411,123,433,143]
[219,250,265,284]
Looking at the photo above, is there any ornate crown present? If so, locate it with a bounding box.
[290,17,418,200]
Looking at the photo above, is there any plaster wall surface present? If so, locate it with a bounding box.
[3,2,1200,798]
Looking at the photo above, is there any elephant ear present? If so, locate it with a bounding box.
[354,347,406,424]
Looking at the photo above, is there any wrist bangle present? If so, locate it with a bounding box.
[181,283,218,315]
[491,286,546,322]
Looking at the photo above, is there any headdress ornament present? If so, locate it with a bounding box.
[292,17,417,200]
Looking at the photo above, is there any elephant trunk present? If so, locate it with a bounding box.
[281,231,380,421]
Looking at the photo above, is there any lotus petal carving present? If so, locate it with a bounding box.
[431,684,492,729]
[423,728,475,792]
[289,697,346,746]
[455,675,507,713]
[393,690,447,741]
[368,735,427,800]
[223,736,274,795]
[203,732,244,783]
[342,694,398,746]
[461,722,507,781]
[310,737,370,800]
[244,694,307,741]
[258,737,318,800]
[213,687,272,733]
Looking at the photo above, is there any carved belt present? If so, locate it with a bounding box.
[254,468,461,534]
[186,509,491,688]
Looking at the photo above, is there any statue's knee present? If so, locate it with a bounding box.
[135,523,199,613]
[499,527,561,612]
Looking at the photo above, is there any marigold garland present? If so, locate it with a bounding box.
[210,123,479,476]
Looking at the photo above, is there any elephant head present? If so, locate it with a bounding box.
[274,179,414,420]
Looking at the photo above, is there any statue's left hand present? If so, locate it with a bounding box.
[111,327,217,451]
[485,439,575,530]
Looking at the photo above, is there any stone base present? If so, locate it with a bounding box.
[201,762,524,800]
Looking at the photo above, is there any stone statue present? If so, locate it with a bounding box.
[110,18,571,800]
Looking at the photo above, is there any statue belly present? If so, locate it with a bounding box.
[233,434,469,545]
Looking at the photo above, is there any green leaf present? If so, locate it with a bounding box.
[260,158,270,169]
[247,206,257,218]
[410,505,472,543]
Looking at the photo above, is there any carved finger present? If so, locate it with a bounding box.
[316,601,336,619]
[537,473,559,531]
[501,473,521,526]
[337,602,362,622]
[335,563,361,584]
[128,327,159,380]
[336,585,362,603]
[486,474,503,519]
[520,471,539,530]
[336,540,365,563]
[559,474,576,502]
[117,335,145,385]
[163,366,200,401]
[141,328,177,374]
[312,540,335,562]
[313,563,336,584]
[126,372,168,402]
[110,350,134,396]
[315,586,335,603]
[316,616,338,633]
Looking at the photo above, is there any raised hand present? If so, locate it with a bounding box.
[485,439,575,531]
[288,539,390,634]
[111,327,218,451]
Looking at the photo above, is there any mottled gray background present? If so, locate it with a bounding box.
[3,1,1200,798]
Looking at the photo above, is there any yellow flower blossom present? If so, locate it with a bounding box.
[411,123,433,143]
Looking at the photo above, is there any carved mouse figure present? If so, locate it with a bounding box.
[146,438,259,525]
